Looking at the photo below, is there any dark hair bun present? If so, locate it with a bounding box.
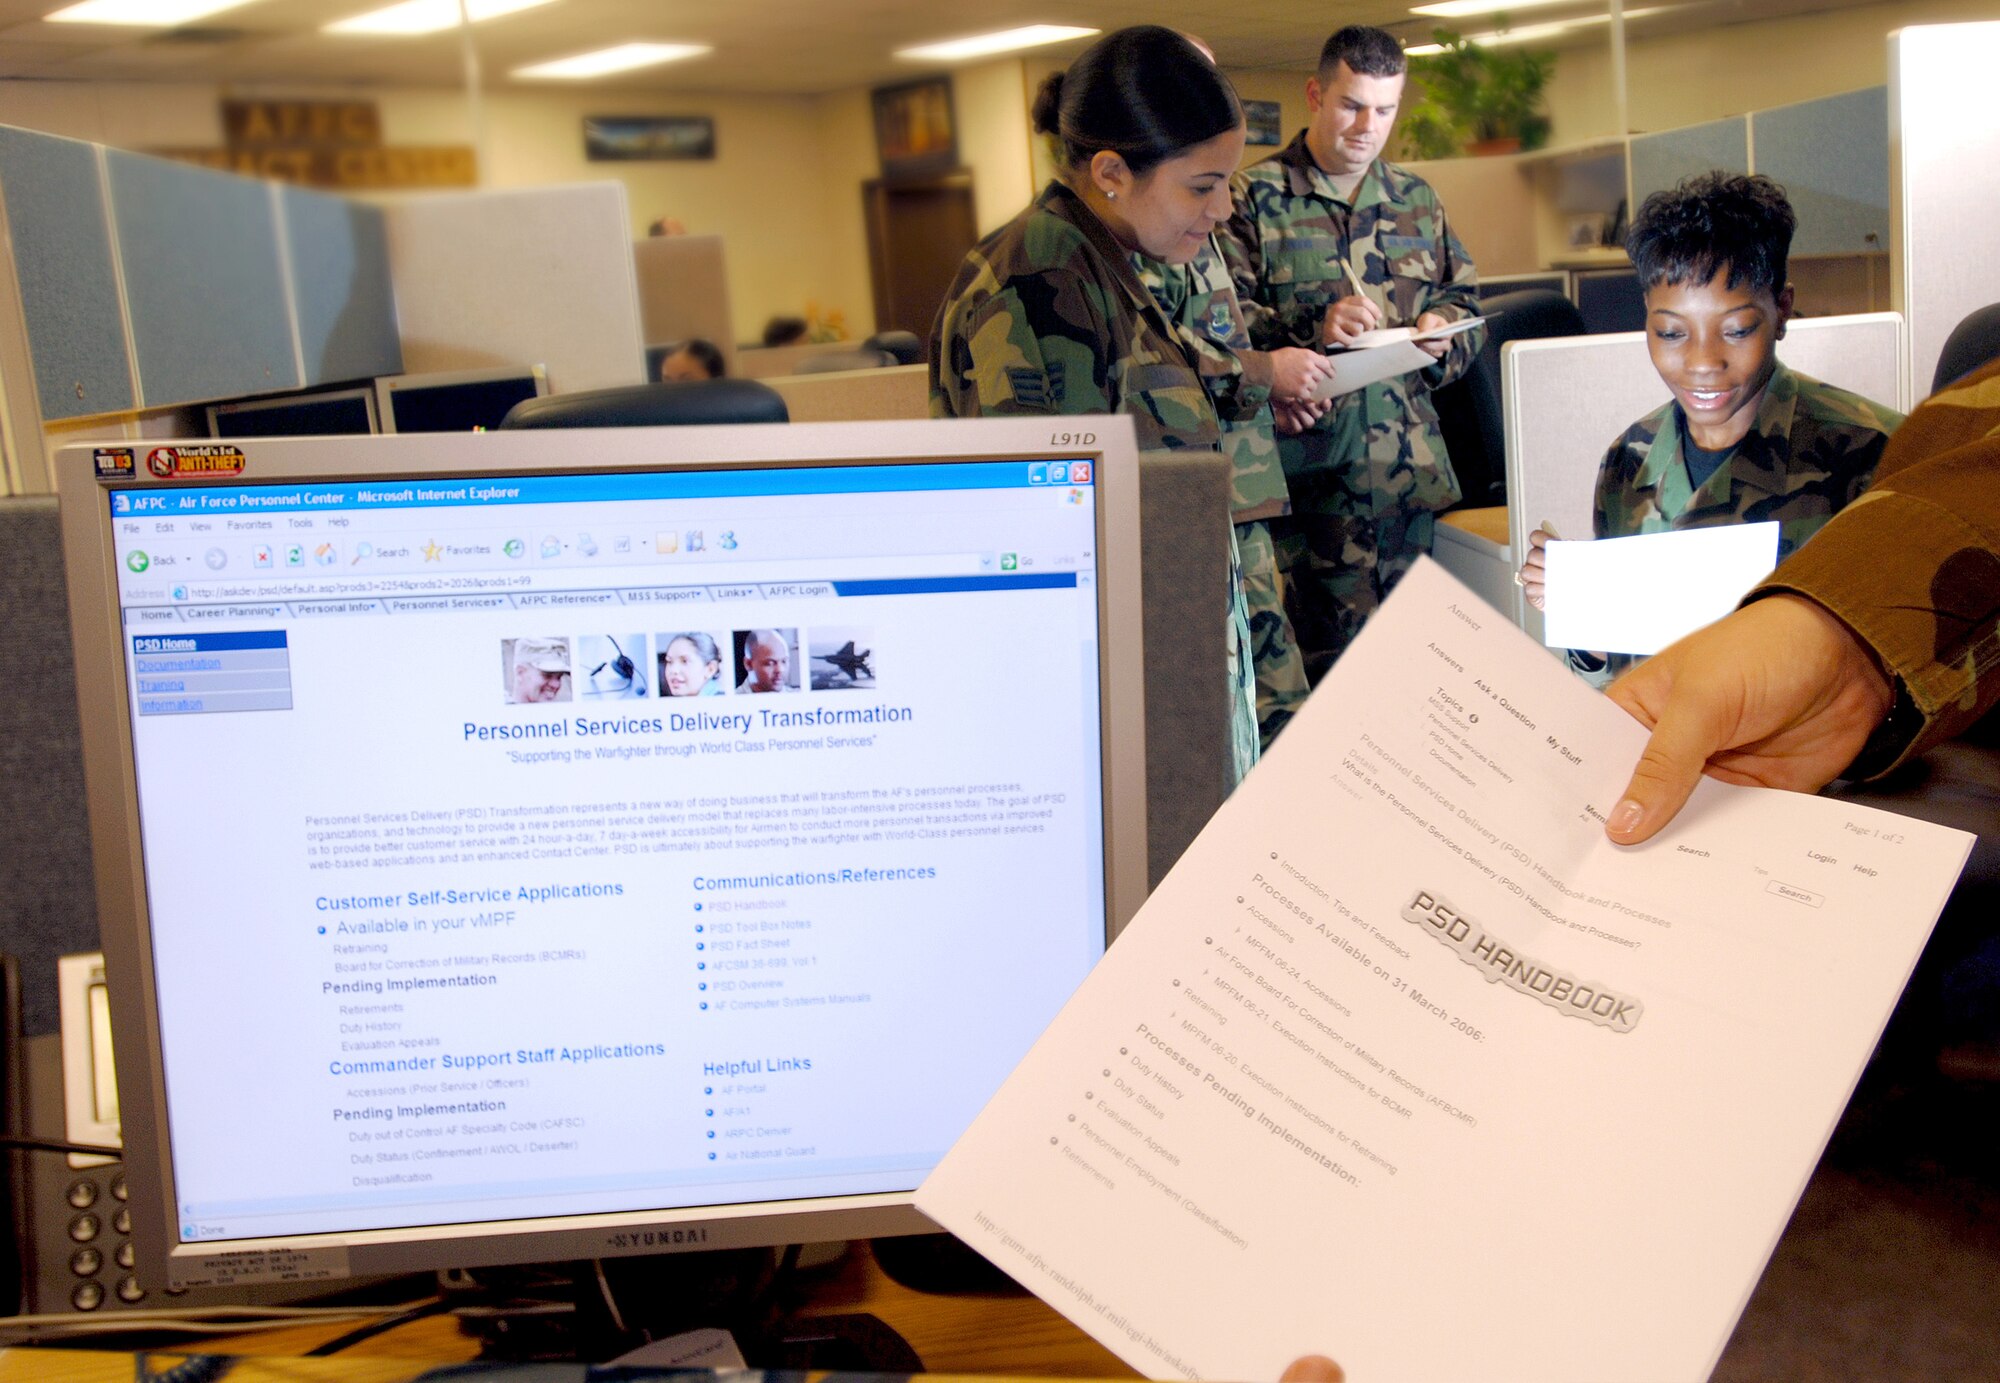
[1031,71,1064,137]
[1045,26,1240,178]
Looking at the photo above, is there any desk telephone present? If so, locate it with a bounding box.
[5,952,324,1317]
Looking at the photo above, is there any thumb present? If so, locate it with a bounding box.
[1606,690,1732,845]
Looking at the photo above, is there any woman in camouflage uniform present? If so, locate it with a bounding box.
[929,26,1269,784]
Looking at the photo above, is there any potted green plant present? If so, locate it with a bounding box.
[1403,27,1555,158]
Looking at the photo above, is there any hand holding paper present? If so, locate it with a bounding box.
[918,559,1969,1383]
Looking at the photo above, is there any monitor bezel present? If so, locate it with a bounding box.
[204,385,380,439]
[373,364,551,435]
[56,417,1147,1289]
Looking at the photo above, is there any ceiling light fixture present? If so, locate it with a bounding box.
[325,0,556,38]
[1410,0,1579,19]
[1405,7,1673,54]
[511,42,712,79]
[46,0,255,23]
[895,25,1099,63]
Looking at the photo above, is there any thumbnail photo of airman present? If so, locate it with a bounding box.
[809,628,875,690]
[658,631,728,697]
[733,627,799,694]
[502,636,572,704]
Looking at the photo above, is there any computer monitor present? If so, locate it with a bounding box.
[56,418,1147,1290]
[376,366,550,434]
[1574,268,1648,334]
[207,386,379,439]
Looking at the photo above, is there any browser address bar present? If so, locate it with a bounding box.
[164,552,992,603]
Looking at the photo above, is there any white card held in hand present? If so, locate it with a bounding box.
[917,558,1969,1383]
[1541,522,1781,655]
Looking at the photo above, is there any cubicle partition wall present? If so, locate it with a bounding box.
[384,182,646,395]
[1892,20,2000,399]
[0,123,401,492]
[1493,311,1903,645]
[765,363,928,422]
[633,233,736,376]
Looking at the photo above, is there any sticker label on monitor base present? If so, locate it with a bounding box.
[177,1244,350,1287]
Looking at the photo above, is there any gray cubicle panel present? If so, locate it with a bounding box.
[0,498,100,1037]
[1628,116,1749,210]
[1893,21,2000,403]
[0,126,134,421]
[385,182,647,393]
[1751,87,1889,258]
[106,149,300,406]
[634,233,736,376]
[1501,312,1904,642]
[277,183,402,386]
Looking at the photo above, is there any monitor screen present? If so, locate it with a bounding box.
[1575,269,1647,335]
[58,420,1146,1287]
[378,367,549,434]
[208,387,378,439]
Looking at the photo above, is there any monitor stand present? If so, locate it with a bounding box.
[453,1246,924,1369]
[871,1231,1020,1294]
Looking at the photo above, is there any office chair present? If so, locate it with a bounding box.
[1932,303,2000,393]
[1432,288,1586,510]
[499,379,788,429]
[863,330,924,366]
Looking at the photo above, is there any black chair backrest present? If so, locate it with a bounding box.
[1432,288,1587,510]
[1933,303,2000,394]
[500,379,788,429]
[864,330,925,366]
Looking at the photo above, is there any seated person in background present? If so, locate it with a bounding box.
[762,315,809,347]
[1519,172,1903,682]
[659,338,726,382]
[1603,353,2000,844]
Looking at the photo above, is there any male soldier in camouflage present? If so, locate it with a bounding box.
[1519,173,1902,684]
[1133,239,1323,745]
[1219,24,1484,680]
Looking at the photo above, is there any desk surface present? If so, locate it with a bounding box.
[0,1240,1137,1380]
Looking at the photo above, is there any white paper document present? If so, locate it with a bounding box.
[1541,522,1781,655]
[917,559,1971,1383]
[1311,317,1487,401]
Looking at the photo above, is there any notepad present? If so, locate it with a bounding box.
[1309,316,1486,400]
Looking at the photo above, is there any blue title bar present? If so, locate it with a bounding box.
[108,459,1096,518]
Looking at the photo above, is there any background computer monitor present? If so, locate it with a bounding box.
[57,418,1147,1289]
[1575,268,1648,334]
[376,365,550,434]
[207,385,379,439]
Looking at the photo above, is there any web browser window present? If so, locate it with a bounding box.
[106,459,1107,1244]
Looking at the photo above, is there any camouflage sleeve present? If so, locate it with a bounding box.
[1194,339,1274,424]
[1220,176,1322,351]
[941,272,1116,418]
[1415,198,1484,391]
[1756,434,2000,774]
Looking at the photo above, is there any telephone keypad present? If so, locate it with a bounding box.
[70,1247,103,1277]
[69,1213,100,1243]
[66,1180,98,1209]
[72,1281,104,1311]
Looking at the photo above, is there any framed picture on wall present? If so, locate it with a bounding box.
[583,115,716,161]
[873,78,957,178]
[1244,100,1284,146]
